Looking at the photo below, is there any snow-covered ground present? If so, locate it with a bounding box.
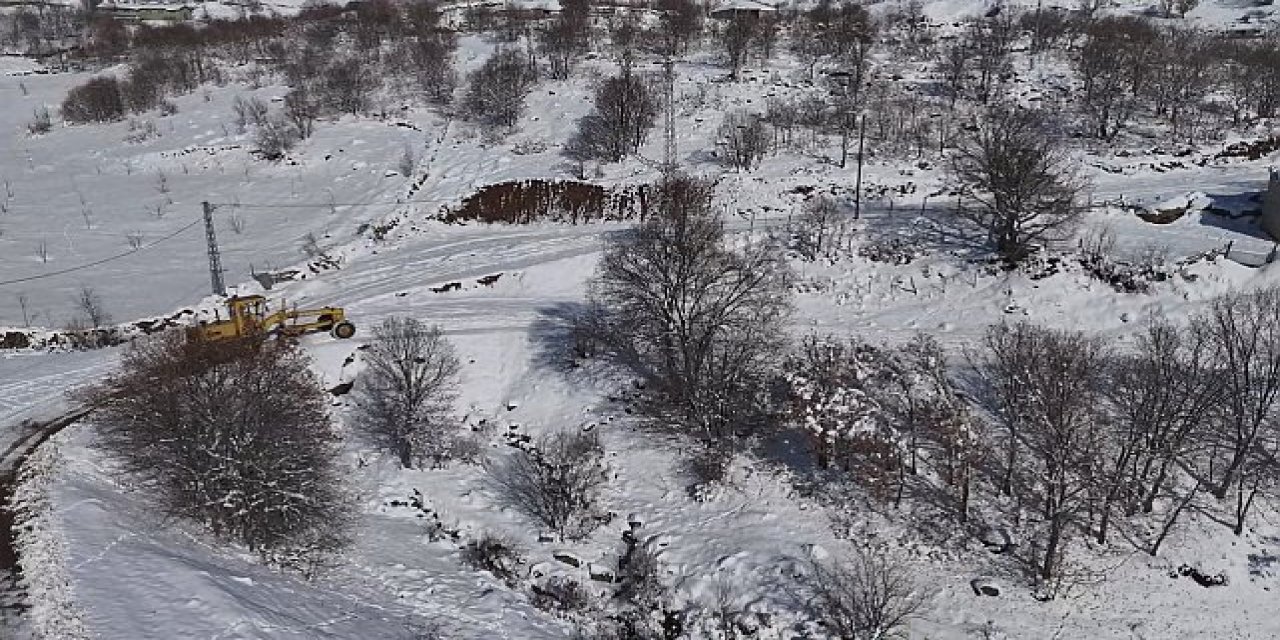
[7,0,1280,637]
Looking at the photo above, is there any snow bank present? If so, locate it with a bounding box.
[11,434,91,640]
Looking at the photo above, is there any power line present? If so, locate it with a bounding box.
[0,218,203,287]
[208,197,442,209]
[4,195,438,212]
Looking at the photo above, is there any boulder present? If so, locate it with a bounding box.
[553,552,583,568]
[970,578,1001,597]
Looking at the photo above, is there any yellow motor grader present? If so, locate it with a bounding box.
[188,295,356,342]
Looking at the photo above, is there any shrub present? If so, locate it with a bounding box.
[62,76,125,123]
[802,546,928,640]
[461,532,526,586]
[255,113,299,160]
[27,106,51,135]
[86,334,349,567]
[489,430,608,540]
[532,577,593,613]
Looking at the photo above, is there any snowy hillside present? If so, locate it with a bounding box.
[6,0,1280,638]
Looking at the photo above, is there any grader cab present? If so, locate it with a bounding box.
[188,295,356,342]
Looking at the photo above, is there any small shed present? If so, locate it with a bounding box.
[709,0,777,20]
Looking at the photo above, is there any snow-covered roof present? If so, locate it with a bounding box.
[710,0,778,13]
[445,0,561,11]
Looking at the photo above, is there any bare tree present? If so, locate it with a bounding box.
[892,334,980,520]
[566,65,659,163]
[16,293,31,327]
[284,86,318,139]
[409,30,458,104]
[354,318,461,468]
[718,109,771,171]
[800,545,929,640]
[719,13,758,79]
[590,177,791,444]
[980,322,1109,586]
[936,41,968,109]
[463,48,538,132]
[1199,287,1280,534]
[825,75,865,169]
[255,112,299,161]
[232,95,269,133]
[1142,29,1216,140]
[950,107,1087,263]
[608,10,643,63]
[964,15,1015,104]
[1221,41,1280,124]
[539,13,587,80]
[791,195,848,261]
[489,429,608,540]
[320,56,376,115]
[1103,319,1221,551]
[87,335,349,570]
[1074,17,1157,140]
[649,0,702,57]
[75,285,110,328]
[791,1,875,81]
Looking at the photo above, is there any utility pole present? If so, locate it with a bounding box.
[854,113,866,220]
[203,201,226,297]
[662,54,677,177]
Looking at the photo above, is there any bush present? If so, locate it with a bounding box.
[86,334,349,567]
[802,546,928,640]
[255,113,300,160]
[353,318,461,468]
[27,106,51,135]
[532,577,593,613]
[461,532,526,586]
[62,76,125,123]
[617,542,666,610]
[489,430,608,540]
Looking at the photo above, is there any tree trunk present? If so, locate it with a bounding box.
[399,439,413,468]
[1149,480,1199,556]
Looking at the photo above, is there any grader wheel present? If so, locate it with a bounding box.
[331,321,356,339]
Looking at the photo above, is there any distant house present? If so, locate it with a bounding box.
[709,0,777,20]
[97,1,195,22]
[1262,168,1280,241]
[442,0,560,29]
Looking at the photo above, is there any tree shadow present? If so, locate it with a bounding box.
[1196,191,1271,241]
[526,300,593,374]
[858,201,991,257]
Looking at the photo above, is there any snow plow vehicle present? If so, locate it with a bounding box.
[188,295,356,342]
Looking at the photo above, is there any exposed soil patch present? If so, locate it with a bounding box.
[443,180,657,224]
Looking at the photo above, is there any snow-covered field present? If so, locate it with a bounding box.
[6,0,1280,637]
